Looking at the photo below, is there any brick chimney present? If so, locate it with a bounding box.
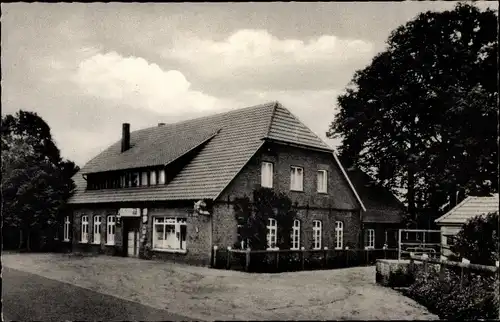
[121,123,130,152]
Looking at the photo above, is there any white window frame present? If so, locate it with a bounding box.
[150,170,157,185]
[106,215,116,245]
[290,219,300,250]
[152,217,187,252]
[290,166,304,191]
[266,218,278,250]
[63,216,71,242]
[93,215,102,244]
[335,221,344,250]
[158,169,166,184]
[81,215,89,243]
[141,171,148,186]
[317,170,328,193]
[261,162,273,188]
[365,229,375,249]
[312,220,322,250]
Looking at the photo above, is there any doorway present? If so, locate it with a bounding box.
[123,219,140,257]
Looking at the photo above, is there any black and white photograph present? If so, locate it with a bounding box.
[1,1,499,321]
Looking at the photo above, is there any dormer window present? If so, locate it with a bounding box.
[141,172,148,186]
[131,172,139,187]
[150,170,157,185]
[159,169,166,184]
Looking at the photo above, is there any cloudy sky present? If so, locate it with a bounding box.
[2,2,497,167]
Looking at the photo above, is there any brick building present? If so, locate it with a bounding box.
[65,102,381,265]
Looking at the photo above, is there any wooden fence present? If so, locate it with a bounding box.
[212,246,399,272]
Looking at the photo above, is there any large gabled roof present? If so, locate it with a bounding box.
[434,193,499,225]
[68,102,364,206]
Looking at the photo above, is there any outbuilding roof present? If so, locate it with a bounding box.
[68,102,363,207]
[434,193,499,225]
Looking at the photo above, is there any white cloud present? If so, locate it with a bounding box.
[73,51,227,115]
[167,29,374,74]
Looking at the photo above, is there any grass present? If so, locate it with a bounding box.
[2,253,438,321]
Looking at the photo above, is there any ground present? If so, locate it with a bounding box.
[2,253,438,320]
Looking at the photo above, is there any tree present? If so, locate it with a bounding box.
[233,187,297,250]
[1,110,79,250]
[327,3,498,227]
[449,212,498,266]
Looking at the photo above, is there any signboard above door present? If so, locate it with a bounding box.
[118,208,141,217]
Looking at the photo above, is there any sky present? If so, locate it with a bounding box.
[2,2,498,167]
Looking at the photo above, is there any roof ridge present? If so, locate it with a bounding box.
[274,102,332,149]
[264,101,279,138]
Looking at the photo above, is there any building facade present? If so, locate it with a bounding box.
[65,102,367,265]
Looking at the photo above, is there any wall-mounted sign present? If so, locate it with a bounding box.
[118,208,140,217]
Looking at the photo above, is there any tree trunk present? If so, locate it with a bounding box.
[407,164,416,226]
[18,229,23,250]
[26,230,31,252]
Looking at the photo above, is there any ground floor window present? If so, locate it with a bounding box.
[290,219,300,250]
[335,221,343,249]
[153,217,186,251]
[266,218,278,249]
[63,216,71,241]
[312,220,322,249]
[107,215,116,245]
[93,215,102,244]
[365,229,375,249]
[81,215,89,243]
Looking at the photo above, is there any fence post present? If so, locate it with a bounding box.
[245,248,251,272]
[212,245,218,268]
[301,247,305,270]
[275,248,280,271]
[345,246,349,267]
[422,253,429,282]
[323,247,328,268]
[460,258,469,291]
[439,260,446,281]
[365,247,369,265]
[383,244,387,259]
[226,246,232,270]
[409,252,415,278]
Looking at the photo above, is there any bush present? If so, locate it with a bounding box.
[405,268,498,320]
[450,211,498,266]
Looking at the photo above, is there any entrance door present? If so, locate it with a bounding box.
[127,229,139,257]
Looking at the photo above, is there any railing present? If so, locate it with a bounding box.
[212,246,399,272]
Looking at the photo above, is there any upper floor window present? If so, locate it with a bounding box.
[158,169,166,184]
[141,172,148,186]
[317,170,328,193]
[266,218,277,249]
[81,215,89,243]
[365,229,375,249]
[150,170,157,185]
[290,166,303,191]
[261,162,273,188]
[312,220,322,249]
[290,219,300,250]
[130,172,139,187]
[335,221,344,249]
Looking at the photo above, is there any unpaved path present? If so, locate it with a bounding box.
[2,253,437,320]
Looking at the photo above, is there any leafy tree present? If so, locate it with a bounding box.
[233,187,296,250]
[449,212,498,266]
[1,110,79,250]
[327,3,498,227]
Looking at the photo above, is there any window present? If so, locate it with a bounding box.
[365,229,375,249]
[93,215,101,244]
[63,216,71,242]
[290,166,303,191]
[150,170,157,185]
[131,172,139,187]
[261,162,273,188]
[120,174,126,188]
[158,169,166,184]
[290,219,300,250]
[317,170,328,193]
[153,217,187,251]
[266,218,277,249]
[312,220,322,249]
[81,215,89,243]
[107,215,116,245]
[335,221,344,249]
[141,172,148,186]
